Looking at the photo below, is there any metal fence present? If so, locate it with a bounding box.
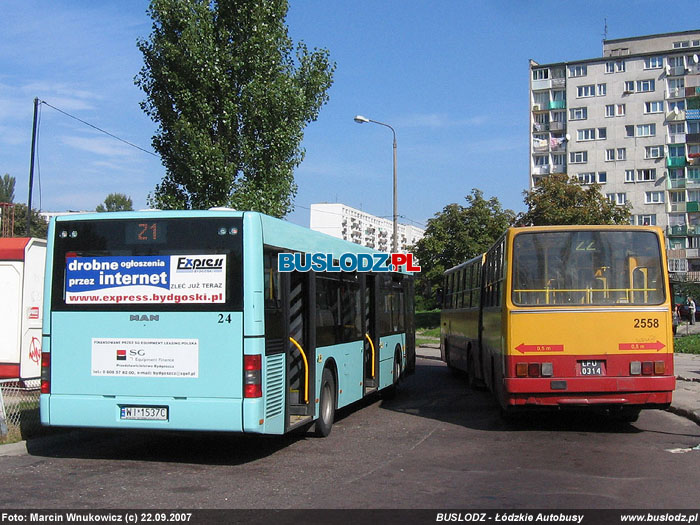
[0,378,41,441]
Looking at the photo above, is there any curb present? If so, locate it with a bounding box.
[667,405,700,426]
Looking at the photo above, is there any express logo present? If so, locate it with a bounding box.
[176,257,224,271]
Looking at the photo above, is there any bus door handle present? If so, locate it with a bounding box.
[288,337,309,404]
[365,333,376,378]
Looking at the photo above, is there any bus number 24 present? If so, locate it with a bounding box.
[634,318,659,328]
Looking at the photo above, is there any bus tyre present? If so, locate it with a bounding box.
[314,368,336,437]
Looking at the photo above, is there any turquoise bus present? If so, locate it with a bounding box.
[40,211,415,437]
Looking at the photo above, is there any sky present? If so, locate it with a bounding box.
[1,1,699,229]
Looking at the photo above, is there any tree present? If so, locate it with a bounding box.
[136,0,335,216]
[0,173,15,203]
[413,189,515,309]
[516,174,631,226]
[12,204,48,238]
[96,193,134,212]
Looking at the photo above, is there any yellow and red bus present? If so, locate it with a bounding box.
[441,225,674,421]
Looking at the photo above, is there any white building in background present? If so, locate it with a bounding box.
[529,29,700,277]
[310,203,425,252]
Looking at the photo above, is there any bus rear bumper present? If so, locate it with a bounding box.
[41,394,244,432]
[503,376,674,407]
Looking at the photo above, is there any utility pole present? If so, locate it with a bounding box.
[26,97,39,237]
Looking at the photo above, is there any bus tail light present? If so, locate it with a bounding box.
[541,362,553,377]
[516,363,528,377]
[641,361,654,375]
[654,361,665,375]
[244,355,262,398]
[40,352,51,394]
[630,361,641,375]
[528,363,540,377]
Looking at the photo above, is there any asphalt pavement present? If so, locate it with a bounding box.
[416,330,700,426]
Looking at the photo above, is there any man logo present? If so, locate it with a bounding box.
[130,315,160,322]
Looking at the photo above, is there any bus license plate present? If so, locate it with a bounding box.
[579,360,603,376]
[120,406,168,421]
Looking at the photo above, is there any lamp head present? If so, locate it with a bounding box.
[354,115,369,124]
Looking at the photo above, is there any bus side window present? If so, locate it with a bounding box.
[264,248,284,343]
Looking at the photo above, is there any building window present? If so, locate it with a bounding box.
[636,123,656,137]
[645,191,664,204]
[637,79,655,92]
[624,80,635,93]
[644,56,663,69]
[689,144,700,158]
[605,62,615,74]
[597,83,607,96]
[534,155,549,166]
[569,65,587,77]
[598,172,607,183]
[625,125,635,137]
[637,168,656,182]
[577,172,596,184]
[577,85,595,97]
[688,121,700,134]
[605,149,615,161]
[551,111,565,122]
[532,69,549,80]
[577,129,595,141]
[670,191,686,203]
[569,107,588,120]
[616,104,626,116]
[673,41,690,49]
[617,148,626,160]
[645,101,664,113]
[570,151,587,164]
[668,56,685,67]
[637,214,656,226]
[607,193,627,205]
[605,104,614,118]
[669,100,686,111]
[669,144,686,158]
[625,169,635,183]
[552,154,566,168]
[597,128,607,139]
[645,145,664,159]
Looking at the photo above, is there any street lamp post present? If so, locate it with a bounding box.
[354,115,398,253]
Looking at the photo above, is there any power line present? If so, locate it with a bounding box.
[39,100,158,158]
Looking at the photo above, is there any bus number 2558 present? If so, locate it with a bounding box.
[633,318,659,328]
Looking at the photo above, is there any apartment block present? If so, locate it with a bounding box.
[529,30,700,277]
[309,203,425,252]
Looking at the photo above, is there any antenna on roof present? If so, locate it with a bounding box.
[602,18,608,54]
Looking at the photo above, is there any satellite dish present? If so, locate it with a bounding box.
[694,54,699,64]
[565,133,571,141]
[674,107,680,116]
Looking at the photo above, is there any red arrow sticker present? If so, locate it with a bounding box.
[618,341,665,351]
[515,343,565,353]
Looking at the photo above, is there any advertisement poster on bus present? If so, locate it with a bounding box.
[64,255,226,304]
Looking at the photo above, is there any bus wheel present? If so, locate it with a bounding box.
[314,368,336,437]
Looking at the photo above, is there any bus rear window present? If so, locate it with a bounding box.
[51,218,243,311]
[512,230,665,306]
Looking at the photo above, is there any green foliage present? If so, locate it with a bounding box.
[413,189,515,309]
[136,0,335,217]
[0,173,15,203]
[96,193,134,212]
[673,334,700,354]
[415,311,441,330]
[516,173,631,226]
[12,204,48,238]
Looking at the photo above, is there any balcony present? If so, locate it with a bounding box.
[667,133,686,144]
[667,178,687,189]
[687,109,700,120]
[551,164,566,174]
[687,133,700,144]
[688,201,700,213]
[687,248,700,258]
[532,165,551,175]
[532,104,547,112]
[548,100,566,110]
[687,86,700,96]
[667,65,686,77]
[689,157,700,166]
[550,121,566,131]
[667,156,687,168]
[667,109,686,120]
[551,78,566,88]
[532,79,552,91]
[667,87,685,99]
[532,122,549,132]
[668,225,689,236]
[668,202,687,212]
